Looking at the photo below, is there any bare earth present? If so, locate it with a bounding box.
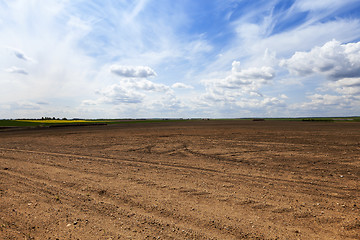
[0,120,359,239]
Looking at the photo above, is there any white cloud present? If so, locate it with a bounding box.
[200,88,236,104]
[110,65,157,78]
[0,0,99,113]
[185,38,213,55]
[96,84,144,104]
[282,39,360,116]
[250,91,263,97]
[279,94,288,99]
[5,66,28,75]
[204,8,360,76]
[333,78,360,87]
[81,99,98,106]
[80,82,186,118]
[129,79,170,92]
[171,82,194,89]
[196,60,280,115]
[300,94,357,109]
[83,78,170,107]
[9,101,42,110]
[216,61,275,89]
[280,40,360,80]
[327,78,360,95]
[234,65,275,81]
[12,48,34,62]
[294,0,359,12]
[309,94,344,105]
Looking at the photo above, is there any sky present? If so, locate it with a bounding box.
[1,0,360,119]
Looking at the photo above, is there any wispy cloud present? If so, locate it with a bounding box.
[5,66,28,75]
[12,48,34,62]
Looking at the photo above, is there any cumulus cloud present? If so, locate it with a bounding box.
[217,61,275,89]
[327,78,360,95]
[82,77,171,107]
[250,91,263,97]
[198,61,277,111]
[130,79,170,92]
[280,40,360,113]
[5,66,28,75]
[280,40,360,80]
[96,84,144,104]
[290,91,360,117]
[196,90,286,118]
[193,58,286,117]
[231,61,275,80]
[110,65,157,78]
[171,82,194,89]
[299,94,354,110]
[308,94,347,105]
[279,94,288,99]
[200,89,236,104]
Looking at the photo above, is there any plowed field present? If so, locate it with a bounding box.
[0,120,359,239]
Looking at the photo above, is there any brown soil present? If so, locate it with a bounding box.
[0,120,359,239]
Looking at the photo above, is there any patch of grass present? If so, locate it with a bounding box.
[17,119,92,124]
[0,119,189,127]
[0,120,42,127]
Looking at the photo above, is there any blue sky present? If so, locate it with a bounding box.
[1,0,360,119]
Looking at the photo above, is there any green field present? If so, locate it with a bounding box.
[0,120,104,127]
[0,119,188,127]
[213,117,360,122]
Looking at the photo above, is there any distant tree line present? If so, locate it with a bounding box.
[40,117,67,120]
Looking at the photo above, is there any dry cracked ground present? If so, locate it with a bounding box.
[0,120,359,239]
